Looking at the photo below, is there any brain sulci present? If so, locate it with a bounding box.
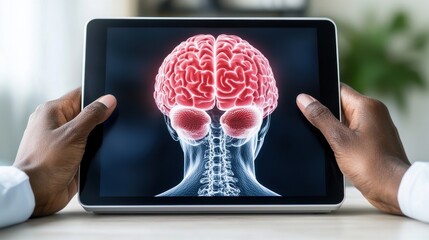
[154,34,278,118]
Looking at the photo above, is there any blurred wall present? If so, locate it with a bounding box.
[0,0,138,165]
[310,0,429,162]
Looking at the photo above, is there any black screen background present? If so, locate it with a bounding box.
[100,27,325,197]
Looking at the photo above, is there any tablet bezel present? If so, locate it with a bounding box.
[79,17,344,210]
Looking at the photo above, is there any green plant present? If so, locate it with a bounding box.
[338,11,428,109]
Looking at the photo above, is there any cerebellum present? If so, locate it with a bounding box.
[154,34,279,140]
[170,107,211,140]
[220,107,263,139]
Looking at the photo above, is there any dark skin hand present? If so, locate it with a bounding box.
[296,83,411,215]
[13,88,117,217]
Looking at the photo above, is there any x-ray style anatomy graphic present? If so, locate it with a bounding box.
[154,34,279,197]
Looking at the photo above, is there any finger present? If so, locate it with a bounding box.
[57,87,83,121]
[340,83,362,98]
[296,93,353,151]
[59,87,82,109]
[340,83,365,118]
[62,95,117,140]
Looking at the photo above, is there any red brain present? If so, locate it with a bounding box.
[154,34,278,118]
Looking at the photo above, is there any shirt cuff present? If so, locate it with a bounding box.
[0,166,35,228]
[398,162,429,223]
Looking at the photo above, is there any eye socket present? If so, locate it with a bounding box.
[220,107,263,139]
[169,107,211,140]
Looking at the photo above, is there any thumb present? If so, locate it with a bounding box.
[296,93,352,151]
[64,95,117,140]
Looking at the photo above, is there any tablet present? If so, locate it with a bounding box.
[79,18,343,213]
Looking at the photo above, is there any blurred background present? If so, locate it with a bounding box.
[1,0,428,165]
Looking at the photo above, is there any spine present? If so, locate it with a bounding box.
[198,125,240,196]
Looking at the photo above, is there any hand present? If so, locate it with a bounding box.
[296,84,411,215]
[13,88,117,217]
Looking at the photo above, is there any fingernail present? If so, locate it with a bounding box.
[297,94,316,108]
[98,95,116,108]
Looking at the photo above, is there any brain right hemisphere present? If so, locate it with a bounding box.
[154,34,278,118]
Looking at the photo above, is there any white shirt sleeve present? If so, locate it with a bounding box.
[398,162,429,223]
[0,166,35,228]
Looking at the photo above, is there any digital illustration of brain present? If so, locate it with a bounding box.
[154,34,279,140]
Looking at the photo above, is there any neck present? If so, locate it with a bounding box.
[158,134,279,197]
[182,132,260,196]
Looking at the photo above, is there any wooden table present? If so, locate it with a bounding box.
[1,187,428,239]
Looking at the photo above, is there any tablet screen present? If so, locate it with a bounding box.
[81,19,343,205]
